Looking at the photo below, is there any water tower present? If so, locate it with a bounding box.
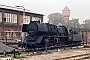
[62,6,71,24]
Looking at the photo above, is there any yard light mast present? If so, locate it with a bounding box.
[16,5,25,41]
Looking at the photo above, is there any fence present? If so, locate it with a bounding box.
[0,42,87,58]
[24,42,86,55]
[0,36,22,40]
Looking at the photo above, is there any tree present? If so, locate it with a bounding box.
[48,13,65,25]
[65,18,81,28]
[81,19,90,30]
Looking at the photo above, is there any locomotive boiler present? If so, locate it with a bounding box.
[21,21,83,49]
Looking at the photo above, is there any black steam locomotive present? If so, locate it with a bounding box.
[22,21,83,49]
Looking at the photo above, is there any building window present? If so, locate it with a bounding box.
[0,12,2,22]
[32,17,41,23]
[6,32,10,38]
[23,16,30,24]
[4,13,17,23]
[12,32,16,37]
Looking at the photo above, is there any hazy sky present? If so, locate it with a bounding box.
[0,0,90,24]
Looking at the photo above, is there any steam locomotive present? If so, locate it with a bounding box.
[21,21,83,49]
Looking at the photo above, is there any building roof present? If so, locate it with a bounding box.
[62,6,71,11]
[0,4,44,15]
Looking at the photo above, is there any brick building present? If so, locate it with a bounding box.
[62,6,71,24]
[0,5,44,40]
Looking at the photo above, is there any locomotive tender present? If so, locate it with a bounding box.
[22,21,83,49]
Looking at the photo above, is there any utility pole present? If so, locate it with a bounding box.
[15,5,25,41]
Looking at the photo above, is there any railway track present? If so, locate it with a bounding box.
[1,43,90,60]
[54,53,90,60]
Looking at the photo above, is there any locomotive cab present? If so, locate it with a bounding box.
[68,28,83,44]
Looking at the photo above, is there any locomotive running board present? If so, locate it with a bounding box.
[44,36,68,38]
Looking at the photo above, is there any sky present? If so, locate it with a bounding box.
[0,0,90,24]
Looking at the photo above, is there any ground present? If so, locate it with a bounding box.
[13,46,90,60]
